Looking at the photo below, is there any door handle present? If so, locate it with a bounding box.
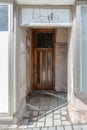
[34,66,38,73]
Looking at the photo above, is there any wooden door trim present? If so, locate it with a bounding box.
[32,29,55,90]
[35,48,52,51]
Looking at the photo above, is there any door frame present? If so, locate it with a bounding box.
[31,29,55,90]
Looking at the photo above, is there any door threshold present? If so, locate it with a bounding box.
[28,90,57,95]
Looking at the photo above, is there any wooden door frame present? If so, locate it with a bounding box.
[31,29,55,90]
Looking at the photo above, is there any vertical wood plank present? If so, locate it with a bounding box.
[45,51,48,84]
[34,49,37,89]
[50,49,52,87]
[40,51,42,83]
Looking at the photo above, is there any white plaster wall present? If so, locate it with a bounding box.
[68,26,74,104]
[68,6,87,124]
[0,32,8,113]
[67,6,78,123]
[14,7,27,123]
[55,28,68,91]
[14,8,32,124]
[16,28,26,122]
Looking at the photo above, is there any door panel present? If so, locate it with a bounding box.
[34,48,53,90]
[33,31,54,90]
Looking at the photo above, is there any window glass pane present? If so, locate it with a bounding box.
[47,33,53,48]
[41,33,47,48]
[0,5,8,31]
[48,52,51,83]
[81,7,87,92]
[37,51,40,83]
[42,52,46,83]
[35,32,53,48]
[35,33,41,48]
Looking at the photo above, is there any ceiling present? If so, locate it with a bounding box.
[15,0,75,5]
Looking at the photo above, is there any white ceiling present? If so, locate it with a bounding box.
[15,0,75,5]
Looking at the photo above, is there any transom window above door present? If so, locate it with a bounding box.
[35,32,53,48]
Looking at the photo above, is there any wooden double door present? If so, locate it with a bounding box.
[33,30,54,90]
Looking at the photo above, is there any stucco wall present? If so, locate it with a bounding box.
[68,25,75,121]
[14,8,32,123]
[55,28,68,91]
[14,7,26,123]
[56,28,68,43]
[68,24,87,123]
[26,28,32,95]
[16,28,26,123]
[68,6,87,123]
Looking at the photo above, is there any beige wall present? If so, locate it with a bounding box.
[55,28,68,91]
[56,28,68,43]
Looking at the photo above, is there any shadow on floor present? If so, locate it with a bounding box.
[19,91,70,127]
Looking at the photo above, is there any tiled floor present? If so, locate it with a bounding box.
[0,91,87,130]
[26,91,67,111]
[23,91,68,127]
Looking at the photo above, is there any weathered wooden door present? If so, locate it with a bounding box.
[33,30,54,90]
